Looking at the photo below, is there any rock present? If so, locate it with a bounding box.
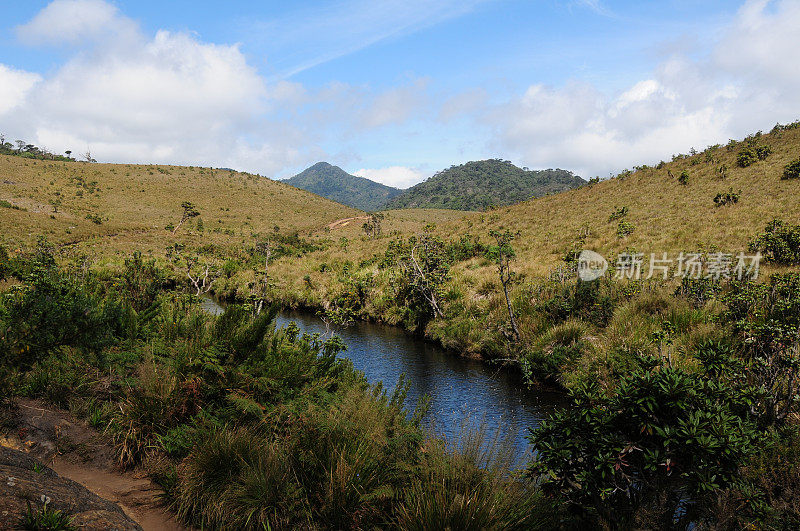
[0,446,141,530]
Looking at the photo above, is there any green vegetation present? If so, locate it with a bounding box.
[283,162,402,211]
[1,122,800,528]
[749,219,800,265]
[0,135,73,162]
[0,244,555,529]
[737,144,773,167]
[21,499,75,531]
[385,160,584,211]
[714,188,741,206]
[784,158,800,180]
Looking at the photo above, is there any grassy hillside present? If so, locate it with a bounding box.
[269,124,800,308]
[282,161,402,211]
[0,158,364,256]
[441,127,800,277]
[385,159,585,211]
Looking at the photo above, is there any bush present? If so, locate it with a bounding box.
[85,213,102,224]
[0,266,126,369]
[616,220,635,238]
[737,145,772,167]
[608,206,628,222]
[714,188,741,207]
[749,219,800,265]
[678,170,689,185]
[783,159,800,180]
[530,368,758,528]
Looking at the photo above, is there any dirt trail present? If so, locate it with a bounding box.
[326,215,370,229]
[2,399,188,531]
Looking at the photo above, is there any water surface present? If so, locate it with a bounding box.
[201,297,564,464]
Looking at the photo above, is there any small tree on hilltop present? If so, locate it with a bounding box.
[487,229,521,341]
[173,201,200,234]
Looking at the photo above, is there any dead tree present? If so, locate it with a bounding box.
[251,238,273,314]
[395,233,448,320]
[185,256,215,296]
[409,242,444,318]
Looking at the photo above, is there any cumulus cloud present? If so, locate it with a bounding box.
[355,166,425,188]
[16,0,138,46]
[0,64,41,115]
[488,0,800,178]
[2,0,440,177]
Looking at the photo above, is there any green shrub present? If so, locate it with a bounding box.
[608,206,628,222]
[678,170,689,185]
[616,220,635,238]
[0,265,126,368]
[749,219,800,265]
[714,188,741,207]
[737,145,772,167]
[783,159,800,180]
[530,368,758,528]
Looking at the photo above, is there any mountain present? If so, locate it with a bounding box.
[385,160,585,211]
[283,162,402,211]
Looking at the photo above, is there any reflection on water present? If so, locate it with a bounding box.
[201,297,563,465]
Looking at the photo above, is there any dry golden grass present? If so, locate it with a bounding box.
[433,126,800,279]
[261,127,800,303]
[0,157,361,255]
[1,125,799,296]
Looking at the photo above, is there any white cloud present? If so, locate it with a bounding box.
[0,64,41,115]
[489,0,800,178]
[16,0,138,46]
[355,166,425,188]
[3,1,337,175]
[2,0,442,176]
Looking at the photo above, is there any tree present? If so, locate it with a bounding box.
[362,212,384,239]
[65,150,72,159]
[388,230,449,323]
[15,140,25,153]
[486,229,521,341]
[185,256,216,296]
[172,201,200,234]
[83,149,96,163]
[167,245,217,296]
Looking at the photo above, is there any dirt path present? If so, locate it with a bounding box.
[50,458,183,531]
[2,399,189,531]
[326,215,370,229]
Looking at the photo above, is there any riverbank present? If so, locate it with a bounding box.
[0,251,560,529]
[203,294,565,462]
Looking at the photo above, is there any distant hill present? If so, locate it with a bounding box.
[385,160,585,211]
[283,162,402,211]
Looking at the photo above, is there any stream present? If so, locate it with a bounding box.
[200,297,564,465]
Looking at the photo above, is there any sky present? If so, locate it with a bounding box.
[1,0,799,188]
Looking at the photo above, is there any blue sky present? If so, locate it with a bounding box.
[1,1,798,187]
